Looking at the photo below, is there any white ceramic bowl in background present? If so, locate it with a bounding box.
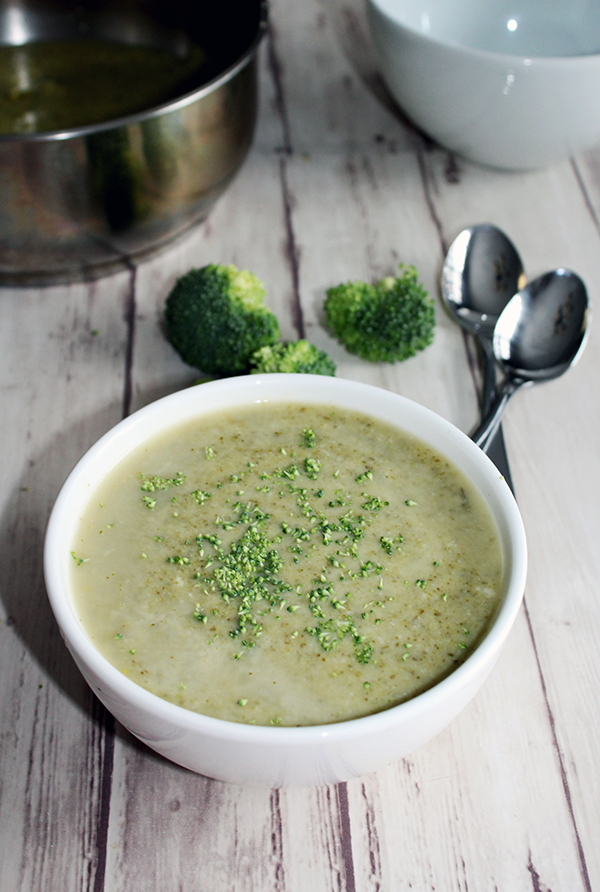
[44,375,527,786]
[366,0,600,170]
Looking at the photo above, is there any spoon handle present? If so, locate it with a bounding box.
[477,336,514,490]
[471,377,525,452]
[478,335,497,413]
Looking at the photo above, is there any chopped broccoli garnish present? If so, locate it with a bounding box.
[165,264,280,375]
[139,471,185,492]
[250,340,336,376]
[324,265,435,363]
[301,428,316,448]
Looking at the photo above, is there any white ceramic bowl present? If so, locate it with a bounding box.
[366,0,600,170]
[44,375,527,786]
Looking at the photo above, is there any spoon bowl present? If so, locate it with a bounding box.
[441,224,526,341]
[473,268,590,450]
[441,224,525,480]
[441,224,525,414]
[493,269,589,380]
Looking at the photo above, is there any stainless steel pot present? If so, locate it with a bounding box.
[0,0,268,284]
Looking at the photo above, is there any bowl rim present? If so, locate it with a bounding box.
[367,0,600,65]
[44,374,527,746]
[0,0,268,144]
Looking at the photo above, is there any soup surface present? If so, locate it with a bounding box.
[70,402,503,726]
[0,39,207,133]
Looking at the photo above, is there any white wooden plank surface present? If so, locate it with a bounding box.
[0,277,131,891]
[1,0,599,889]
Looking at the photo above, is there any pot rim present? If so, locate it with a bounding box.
[0,0,268,144]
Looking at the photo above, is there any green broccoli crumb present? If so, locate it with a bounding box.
[304,457,322,479]
[301,428,316,448]
[139,471,185,492]
[191,490,211,505]
[324,264,435,362]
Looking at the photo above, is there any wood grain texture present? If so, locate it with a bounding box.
[1,0,600,888]
[0,278,131,892]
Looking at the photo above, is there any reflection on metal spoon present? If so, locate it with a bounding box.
[472,269,590,452]
[441,223,525,412]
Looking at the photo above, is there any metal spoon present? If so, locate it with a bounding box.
[441,223,526,413]
[472,269,590,451]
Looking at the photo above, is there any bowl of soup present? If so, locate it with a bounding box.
[44,374,527,786]
[0,0,267,284]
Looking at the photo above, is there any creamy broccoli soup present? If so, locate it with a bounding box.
[70,403,503,726]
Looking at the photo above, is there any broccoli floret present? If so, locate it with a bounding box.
[165,264,280,375]
[324,265,435,363]
[250,340,336,376]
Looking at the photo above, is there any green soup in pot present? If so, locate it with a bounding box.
[0,39,208,134]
